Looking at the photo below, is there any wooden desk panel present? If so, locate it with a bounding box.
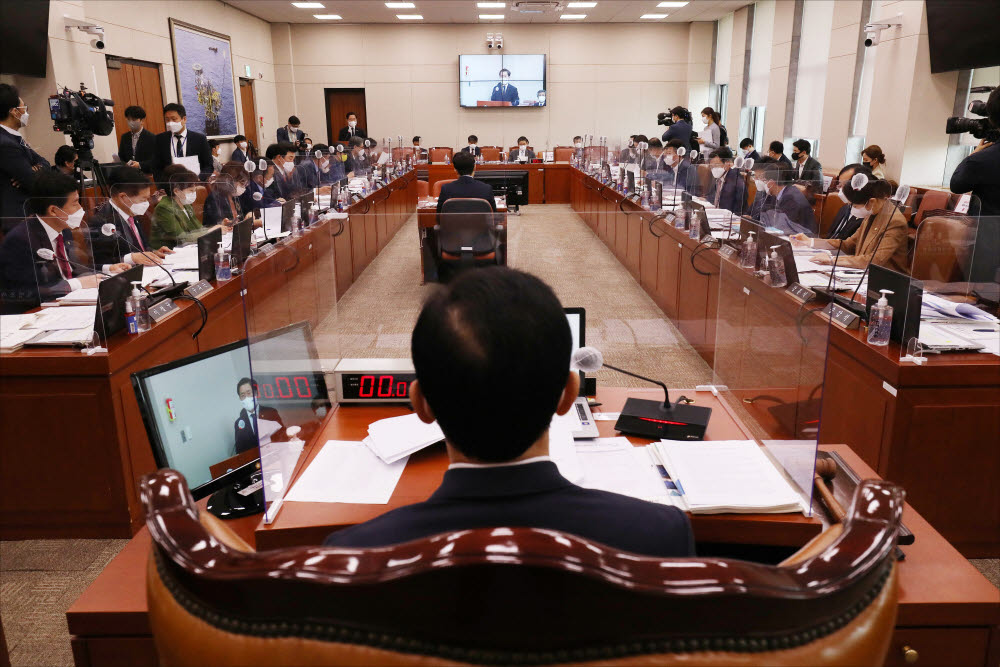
[423,163,571,204]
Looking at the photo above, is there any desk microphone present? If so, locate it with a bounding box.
[571,346,711,440]
[100,223,180,294]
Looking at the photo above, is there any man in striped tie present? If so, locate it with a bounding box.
[89,166,174,270]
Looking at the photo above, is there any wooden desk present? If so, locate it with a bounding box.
[0,172,417,540]
[569,167,1000,556]
[66,394,1000,667]
[423,162,571,205]
[415,196,508,283]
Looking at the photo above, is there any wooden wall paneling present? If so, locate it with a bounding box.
[655,236,683,319]
[333,220,354,298]
[626,211,642,278]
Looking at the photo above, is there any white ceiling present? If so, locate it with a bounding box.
[226,0,751,24]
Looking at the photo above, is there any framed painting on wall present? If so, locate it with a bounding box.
[168,19,238,137]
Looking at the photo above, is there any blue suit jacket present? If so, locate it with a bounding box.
[764,185,817,235]
[706,168,746,214]
[489,82,519,105]
[661,120,693,148]
[0,217,90,313]
[239,179,281,212]
[0,130,50,229]
[276,127,304,144]
[231,147,248,165]
[324,461,694,558]
[88,202,151,267]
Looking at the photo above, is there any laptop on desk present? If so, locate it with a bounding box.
[565,307,599,439]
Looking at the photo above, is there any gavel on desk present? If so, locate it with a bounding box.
[813,458,847,523]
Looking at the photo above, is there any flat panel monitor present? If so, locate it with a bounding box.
[95,264,143,341]
[564,307,586,396]
[459,54,547,108]
[230,218,252,270]
[198,227,222,281]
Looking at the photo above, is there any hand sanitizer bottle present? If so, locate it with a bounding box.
[867,289,894,346]
[740,231,757,269]
[125,285,138,335]
[215,242,232,282]
[768,245,787,287]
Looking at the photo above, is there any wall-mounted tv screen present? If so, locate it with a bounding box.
[459,54,546,108]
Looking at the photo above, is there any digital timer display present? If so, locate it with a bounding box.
[254,372,325,402]
[340,372,416,401]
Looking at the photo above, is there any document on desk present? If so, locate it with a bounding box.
[25,305,95,330]
[162,244,199,269]
[651,440,804,514]
[262,207,283,238]
[549,412,584,483]
[285,440,408,504]
[575,438,674,504]
[365,413,444,464]
[56,288,99,305]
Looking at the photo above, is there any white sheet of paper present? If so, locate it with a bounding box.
[56,288,99,304]
[285,440,408,504]
[162,244,199,268]
[26,305,95,330]
[172,155,201,173]
[262,206,283,237]
[592,412,621,421]
[549,412,584,483]
[366,413,444,464]
[574,438,671,503]
[256,417,283,445]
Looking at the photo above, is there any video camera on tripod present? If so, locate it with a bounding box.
[657,106,691,127]
[48,84,115,193]
[946,86,999,143]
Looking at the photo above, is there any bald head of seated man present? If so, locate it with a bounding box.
[324,267,694,557]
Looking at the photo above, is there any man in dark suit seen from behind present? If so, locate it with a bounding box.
[324,267,694,557]
[234,377,285,454]
[755,162,817,235]
[705,148,746,214]
[0,83,51,232]
[153,103,214,182]
[276,116,304,145]
[790,139,824,190]
[0,171,125,313]
[118,105,157,174]
[738,137,760,162]
[767,140,793,173]
[436,150,496,214]
[337,111,367,142]
[89,166,173,269]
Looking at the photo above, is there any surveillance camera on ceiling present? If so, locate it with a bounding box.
[863,16,902,47]
[64,16,106,50]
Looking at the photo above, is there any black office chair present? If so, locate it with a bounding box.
[435,197,502,281]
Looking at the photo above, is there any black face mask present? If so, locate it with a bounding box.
[792,151,801,160]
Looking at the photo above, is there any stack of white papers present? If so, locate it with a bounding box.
[651,440,805,514]
[921,292,999,323]
[1,314,41,352]
[162,245,199,269]
[26,305,95,330]
[575,438,676,505]
[285,440,408,504]
[56,288,99,305]
[365,413,445,464]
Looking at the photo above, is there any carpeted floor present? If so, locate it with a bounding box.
[1,204,997,667]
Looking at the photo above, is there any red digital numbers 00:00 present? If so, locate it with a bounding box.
[359,375,410,398]
[259,376,313,400]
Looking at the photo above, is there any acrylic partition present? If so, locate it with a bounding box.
[241,187,344,523]
[711,218,826,516]
[901,212,999,359]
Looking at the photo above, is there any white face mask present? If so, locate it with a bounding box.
[664,153,677,165]
[16,108,28,127]
[711,166,725,179]
[235,185,247,196]
[702,116,709,124]
[127,119,142,131]
[519,145,527,152]
[238,142,247,149]
[469,144,477,150]
[282,160,295,174]
[181,190,196,205]
[348,120,357,128]
[264,177,274,188]
[166,121,183,133]
[837,189,850,204]
[241,397,255,412]
[574,142,583,148]
[850,205,869,219]
[754,179,767,193]
[538,97,545,104]
[128,199,150,216]
[60,207,85,229]
[252,191,264,201]
[320,159,330,172]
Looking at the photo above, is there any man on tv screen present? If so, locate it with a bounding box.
[490,68,519,106]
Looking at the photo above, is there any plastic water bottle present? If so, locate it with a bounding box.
[768,245,787,287]
[867,289,894,346]
[444,153,450,165]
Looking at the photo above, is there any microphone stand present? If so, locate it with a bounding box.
[104,226,185,300]
[602,362,671,407]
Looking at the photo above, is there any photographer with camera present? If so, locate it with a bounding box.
[659,106,694,152]
[0,84,50,231]
[950,87,1000,217]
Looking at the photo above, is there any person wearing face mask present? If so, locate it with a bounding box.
[790,139,823,190]
[460,135,482,159]
[90,166,174,268]
[649,139,694,190]
[240,161,283,212]
[118,105,156,173]
[265,142,306,199]
[344,136,371,179]
[791,176,907,272]
[277,116,304,145]
[738,138,760,162]
[861,145,887,180]
[203,163,254,229]
[766,140,793,171]
[311,143,345,187]
[490,68,520,106]
[234,377,284,454]
[295,143,336,194]
[231,135,251,165]
[151,167,207,248]
[660,106,694,150]
[338,111,368,142]
[153,103,214,182]
[509,136,536,163]
[535,89,546,107]
[705,149,745,213]
[824,163,872,240]
[751,163,817,235]
[696,107,722,159]
[642,138,663,172]
[0,171,126,313]
[412,136,428,162]
[0,83,51,229]
[572,135,585,158]
[208,139,223,174]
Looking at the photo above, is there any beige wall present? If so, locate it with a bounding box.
[3,0,276,169]
[271,22,714,150]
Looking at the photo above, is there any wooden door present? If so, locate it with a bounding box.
[324,88,367,145]
[106,58,165,146]
[239,79,258,152]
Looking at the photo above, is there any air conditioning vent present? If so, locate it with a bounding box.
[511,1,565,14]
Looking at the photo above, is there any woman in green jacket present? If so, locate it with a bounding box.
[151,167,204,248]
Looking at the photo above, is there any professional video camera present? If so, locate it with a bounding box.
[946,86,999,143]
[48,84,115,194]
[657,106,692,127]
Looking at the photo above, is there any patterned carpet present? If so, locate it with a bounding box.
[1,204,996,666]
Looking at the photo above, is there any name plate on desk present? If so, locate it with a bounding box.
[786,283,816,304]
[719,244,738,260]
[821,302,861,329]
[258,242,278,256]
[149,298,180,323]
[184,280,213,299]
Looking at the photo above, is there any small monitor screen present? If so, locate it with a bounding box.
[459,54,547,108]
